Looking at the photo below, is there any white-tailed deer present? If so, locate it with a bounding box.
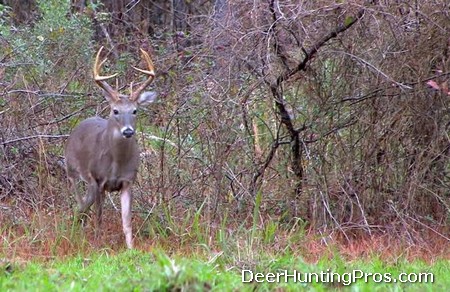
[65,46,157,248]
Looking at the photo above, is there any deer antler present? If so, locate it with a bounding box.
[93,46,119,100]
[130,48,155,101]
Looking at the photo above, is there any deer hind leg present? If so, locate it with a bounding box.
[77,179,99,225]
[66,167,84,208]
[67,176,83,207]
[66,172,90,227]
[120,183,133,249]
[94,189,105,239]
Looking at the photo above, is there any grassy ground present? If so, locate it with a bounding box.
[1,249,448,291]
[1,205,449,291]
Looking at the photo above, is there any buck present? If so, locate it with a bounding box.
[65,46,157,248]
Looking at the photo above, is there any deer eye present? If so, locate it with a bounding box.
[132,109,137,115]
[113,109,119,115]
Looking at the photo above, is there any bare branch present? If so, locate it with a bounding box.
[1,134,69,146]
[278,8,366,86]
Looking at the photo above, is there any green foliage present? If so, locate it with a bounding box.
[0,250,447,291]
[262,220,278,244]
[2,0,93,87]
[251,190,262,245]
[0,4,11,35]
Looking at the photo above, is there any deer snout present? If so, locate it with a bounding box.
[122,127,135,138]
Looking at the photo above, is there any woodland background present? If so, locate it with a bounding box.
[0,0,449,249]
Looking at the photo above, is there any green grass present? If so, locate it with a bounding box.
[1,249,448,291]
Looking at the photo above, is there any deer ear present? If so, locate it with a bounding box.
[137,91,157,105]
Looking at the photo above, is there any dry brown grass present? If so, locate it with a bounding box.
[1,207,448,264]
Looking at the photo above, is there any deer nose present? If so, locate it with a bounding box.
[122,128,135,138]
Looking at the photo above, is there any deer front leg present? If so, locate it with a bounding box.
[120,183,133,249]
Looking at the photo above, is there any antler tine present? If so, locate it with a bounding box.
[93,46,119,99]
[130,48,155,101]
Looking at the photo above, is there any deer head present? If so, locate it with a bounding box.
[93,46,157,138]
